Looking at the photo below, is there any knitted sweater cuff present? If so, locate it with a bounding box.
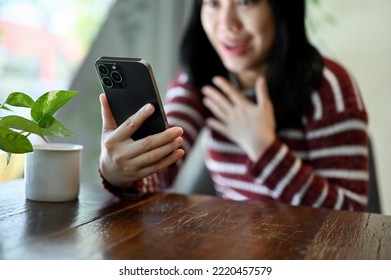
[98,167,143,200]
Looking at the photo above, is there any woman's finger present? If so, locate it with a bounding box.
[126,126,184,159]
[212,76,244,104]
[136,149,185,179]
[202,85,232,120]
[131,135,184,168]
[110,103,156,142]
[255,76,270,106]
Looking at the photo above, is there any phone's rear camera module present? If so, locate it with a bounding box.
[98,64,109,75]
[111,71,122,83]
[102,77,113,88]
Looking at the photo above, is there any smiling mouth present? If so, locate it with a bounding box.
[221,39,250,56]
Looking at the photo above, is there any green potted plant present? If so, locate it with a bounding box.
[0,90,79,163]
[0,90,83,202]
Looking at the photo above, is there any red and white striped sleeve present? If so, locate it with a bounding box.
[247,59,369,211]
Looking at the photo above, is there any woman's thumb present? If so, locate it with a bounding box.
[99,93,117,133]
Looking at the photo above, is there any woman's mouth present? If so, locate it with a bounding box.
[221,39,250,56]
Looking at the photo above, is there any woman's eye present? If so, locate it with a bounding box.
[237,0,258,6]
[203,0,220,8]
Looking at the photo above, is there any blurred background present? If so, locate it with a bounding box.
[1,0,390,215]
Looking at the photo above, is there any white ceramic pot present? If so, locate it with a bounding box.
[24,143,83,202]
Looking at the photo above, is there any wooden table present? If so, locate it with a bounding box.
[1,179,390,260]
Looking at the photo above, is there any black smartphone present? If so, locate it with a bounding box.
[95,56,168,140]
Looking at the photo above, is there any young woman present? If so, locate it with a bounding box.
[99,0,369,211]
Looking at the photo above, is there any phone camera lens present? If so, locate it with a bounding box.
[98,64,109,75]
[102,77,113,88]
[111,71,122,83]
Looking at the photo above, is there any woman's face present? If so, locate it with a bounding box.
[201,0,276,86]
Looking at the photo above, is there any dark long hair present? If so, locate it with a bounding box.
[179,0,323,129]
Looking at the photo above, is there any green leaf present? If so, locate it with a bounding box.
[31,90,79,126]
[0,127,33,153]
[4,92,35,108]
[0,104,12,111]
[0,116,46,139]
[41,117,73,137]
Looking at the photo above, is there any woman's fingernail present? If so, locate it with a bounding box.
[144,103,154,113]
[174,126,183,135]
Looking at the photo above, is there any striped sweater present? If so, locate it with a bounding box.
[102,58,369,212]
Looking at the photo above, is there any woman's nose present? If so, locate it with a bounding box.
[218,6,242,32]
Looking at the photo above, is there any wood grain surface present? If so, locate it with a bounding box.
[1,179,390,259]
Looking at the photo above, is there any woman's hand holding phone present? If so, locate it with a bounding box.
[99,94,185,187]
